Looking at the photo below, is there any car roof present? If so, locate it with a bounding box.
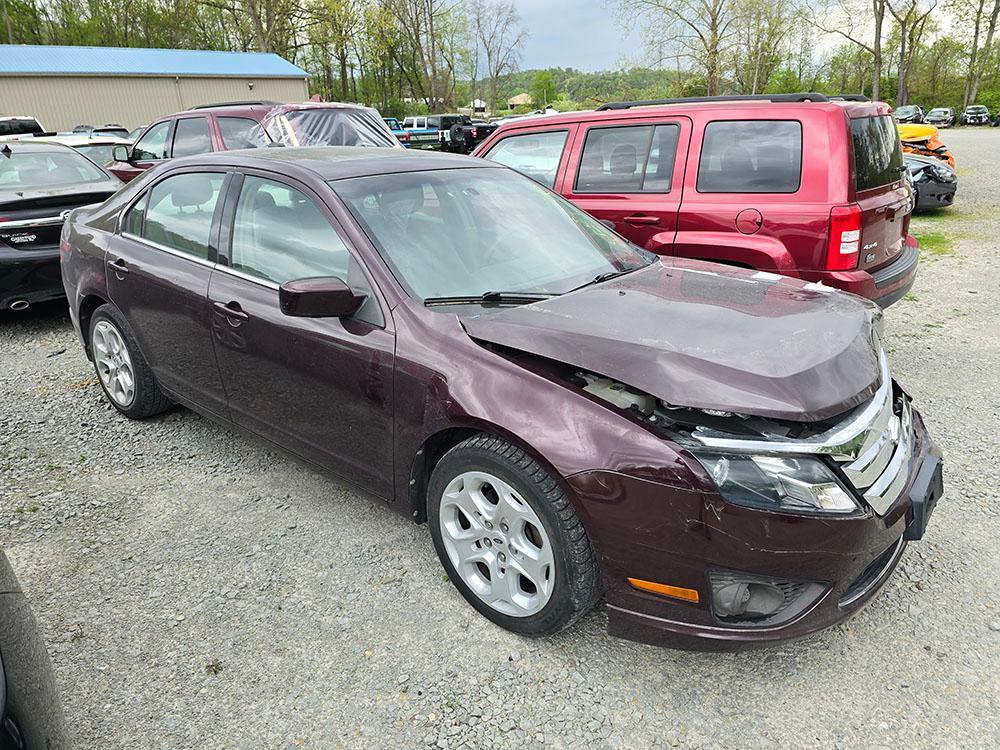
[170,146,500,180]
[28,134,131,146]
[494,99,889,131]
[0,140,78,153]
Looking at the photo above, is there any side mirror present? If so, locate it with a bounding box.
[112,145,131,163]
[279,276,366,318]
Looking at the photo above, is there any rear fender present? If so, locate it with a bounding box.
[672,231,796,273]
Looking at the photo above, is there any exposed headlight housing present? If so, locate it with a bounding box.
[692,452,861,515]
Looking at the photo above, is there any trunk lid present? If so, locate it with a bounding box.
[0,185,116,252]
[462,260,883,422]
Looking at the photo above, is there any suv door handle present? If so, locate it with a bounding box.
[214,301,249,324]
[107,258,129,275]
[623,215,660,226]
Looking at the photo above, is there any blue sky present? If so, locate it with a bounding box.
[511,1,640,72]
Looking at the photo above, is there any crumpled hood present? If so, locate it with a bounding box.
[462,260,883,422]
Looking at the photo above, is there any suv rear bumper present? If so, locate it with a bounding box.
[803,238,919,308]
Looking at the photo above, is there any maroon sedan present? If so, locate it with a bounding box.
[59,148,943,648]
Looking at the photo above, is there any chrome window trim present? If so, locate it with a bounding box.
[121,231,215,269]
[213,263,279,290]
[692,351,890,461]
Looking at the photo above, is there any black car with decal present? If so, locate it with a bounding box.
[0,141,120,311]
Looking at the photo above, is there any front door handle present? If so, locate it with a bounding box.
[107,258,129,276]
[214,301,249,325]
[623,214,660,226]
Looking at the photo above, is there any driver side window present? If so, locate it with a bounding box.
[230,176,383,325]
[132,121,170,161]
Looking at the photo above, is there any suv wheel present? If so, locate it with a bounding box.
[89,304,171,419]
[428,434,601,636]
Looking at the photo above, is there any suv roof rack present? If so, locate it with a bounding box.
[187,100,280,110]
[596,93,835,110]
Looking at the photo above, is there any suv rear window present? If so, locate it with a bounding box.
[697,120,802,193]
[851,115,903,192]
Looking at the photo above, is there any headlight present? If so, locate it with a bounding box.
[931,165,955,181]
[692,453,860,515]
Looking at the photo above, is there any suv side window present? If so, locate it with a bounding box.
[230,176,383,325]
[697,120,802,193]
[218,117,267,149]
[141,172,225,260]
[485,130,568,189]
[576,124,679,193]
[171,117,213,158]
[132,121,170,161]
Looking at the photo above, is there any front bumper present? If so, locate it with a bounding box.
[566,406,942,649]
[914,180,957,211]
[802,237,919,308]
[0,245,65,310]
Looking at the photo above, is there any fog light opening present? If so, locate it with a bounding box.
[712,581,784,619]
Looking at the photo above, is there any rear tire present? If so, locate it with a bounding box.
[428,434,601,636]
[89,304,171,419]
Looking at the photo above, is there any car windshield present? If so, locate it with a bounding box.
[896,106,918,116]
[928,109,948,115]
[256,107,399,148]
[75,144,118,165]
[334,167,655,302]
[0,149,107,188]
[968,106,988,113]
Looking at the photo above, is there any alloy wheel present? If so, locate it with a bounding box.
[439,471,555,617]
[92,320,135,407]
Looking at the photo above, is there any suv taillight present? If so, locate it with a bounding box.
[827,204,862,271]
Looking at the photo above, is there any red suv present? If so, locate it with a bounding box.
[474,93,917,307]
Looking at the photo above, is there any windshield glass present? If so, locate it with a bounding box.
[0,149,107,188]
[968,106,988,113]
[75,144,117,165]
[928,109,948,116]
[895,106,918,116]
[256,106,399,148]
[333,167,654,301]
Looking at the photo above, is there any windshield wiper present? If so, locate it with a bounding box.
[424,291,556,307]
[567,266,642,293]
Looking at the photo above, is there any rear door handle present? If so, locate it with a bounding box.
[623,215,660,226]
[107,258,129,275]
[214,301,249,324]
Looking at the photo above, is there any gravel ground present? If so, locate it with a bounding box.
[2,129,999,750]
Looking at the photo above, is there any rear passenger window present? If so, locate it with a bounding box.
[485,130,568,188]
[218,117,267,150]
[171,117,212,158]
[576,124,679,193]
[123,193,147,236]
[697,121,802,193]
[142,172,224,260]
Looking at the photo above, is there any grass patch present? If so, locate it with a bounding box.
[903,292,919,302]
[912,231,954,258]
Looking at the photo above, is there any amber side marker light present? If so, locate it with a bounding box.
[627,578,700,603]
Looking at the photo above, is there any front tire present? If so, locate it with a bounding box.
[428,434,601,636]
[89,304,170,419]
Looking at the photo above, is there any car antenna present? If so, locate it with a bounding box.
[1,144,11,158]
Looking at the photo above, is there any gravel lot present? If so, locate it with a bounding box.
[2,129,999,750]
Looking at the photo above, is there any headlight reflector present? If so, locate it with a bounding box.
[693,453,859,515]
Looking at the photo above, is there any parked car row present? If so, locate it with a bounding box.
[894,103,998,127]
[3,92,944,654]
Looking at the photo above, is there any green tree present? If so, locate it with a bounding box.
[530,70,557,107]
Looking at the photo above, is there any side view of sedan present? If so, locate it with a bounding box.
[61,148,943,648]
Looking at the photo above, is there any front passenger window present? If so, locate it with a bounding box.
[132,121,170,161]
[141,172,225,260]
[485,130,568,188]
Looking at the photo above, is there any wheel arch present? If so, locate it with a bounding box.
[407,422,570,525]
[78,292,111,359]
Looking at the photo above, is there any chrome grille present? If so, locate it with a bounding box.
[692,350,913,516]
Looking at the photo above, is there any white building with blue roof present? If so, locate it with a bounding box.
[0,44,309,131]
